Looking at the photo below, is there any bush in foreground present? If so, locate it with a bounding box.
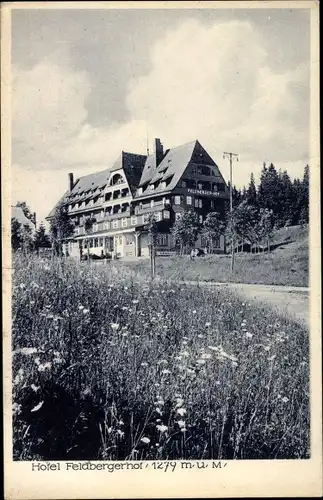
[12,254,309,460]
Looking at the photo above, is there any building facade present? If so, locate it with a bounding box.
[46,139,230,258]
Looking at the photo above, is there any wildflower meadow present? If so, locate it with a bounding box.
[12,254,310,460]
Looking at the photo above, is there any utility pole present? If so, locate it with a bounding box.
[223,152,239,272]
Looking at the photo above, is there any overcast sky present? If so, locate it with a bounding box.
[11,6,311,225]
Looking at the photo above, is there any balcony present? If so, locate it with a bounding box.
[74,209,170,237]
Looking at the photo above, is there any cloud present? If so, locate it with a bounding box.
[12,18,309,223]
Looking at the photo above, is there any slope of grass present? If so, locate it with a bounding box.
[12,254,309,460]
[112,225,308,286]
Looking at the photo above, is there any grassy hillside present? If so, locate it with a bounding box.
[112,225,308,287]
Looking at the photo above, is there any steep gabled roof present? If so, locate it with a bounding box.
[135,140,197,198]
[122,152,147,194]
[46,153,147,218]
[11,206,36,231]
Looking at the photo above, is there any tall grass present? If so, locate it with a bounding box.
[12,254,309,460]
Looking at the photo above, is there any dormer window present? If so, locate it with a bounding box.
[161,181,166,189]
[137,187,143,195]
[150,184,155,191]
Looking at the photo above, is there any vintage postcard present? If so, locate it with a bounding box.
[2,1,322,498]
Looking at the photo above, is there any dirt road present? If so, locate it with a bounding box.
[182,281,309,327]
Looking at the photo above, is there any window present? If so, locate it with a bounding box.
[157,234,168,246]
[155,212,161,222]
[174,196,181,205]
[104,221,110,230]
[112,220,118,229]
[198,199,203,208]
[94,238,98,248]
[197,183,203,190]
[199,215,203,224]
[186,196,192,205]
[105,193,112,201]
[151,200,155,208]
[137,187,143,195]
[182,180,187,187]
[122,218,127,228]
[202,166,210,176]
[163,210,170,219]
[131,216,138,226]
[160,182,166,189]
[99,238,103,246]
[93,224,98,232]
[210,200,215,209]
[150,184,155,191]
[90,239,94,248]
[194,198,199,208]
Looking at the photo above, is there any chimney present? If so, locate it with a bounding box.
[68,172,74,192]
[33,212,37,227]
[154,138,164,167]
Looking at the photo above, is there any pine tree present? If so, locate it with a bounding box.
[245,173,258,207]
[232,185,242,207]
[257,163,281,224]
[171,210,201,255]
[301,164,309,224]
[277,170,294,227]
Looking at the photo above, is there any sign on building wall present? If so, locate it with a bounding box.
[187,188,221,197]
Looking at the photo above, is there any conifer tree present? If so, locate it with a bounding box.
[245,173,258,207]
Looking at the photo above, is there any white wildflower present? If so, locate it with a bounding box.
[38,362,52,372]
[19,347,38,355]
[31,401,44,412]
[177,420,186,428]
[156,424,168,433]
[111,323,119,330]
[245,333,253,339]
[201,353,212,360]
[140,437,150,444]
[177,408,187,416]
